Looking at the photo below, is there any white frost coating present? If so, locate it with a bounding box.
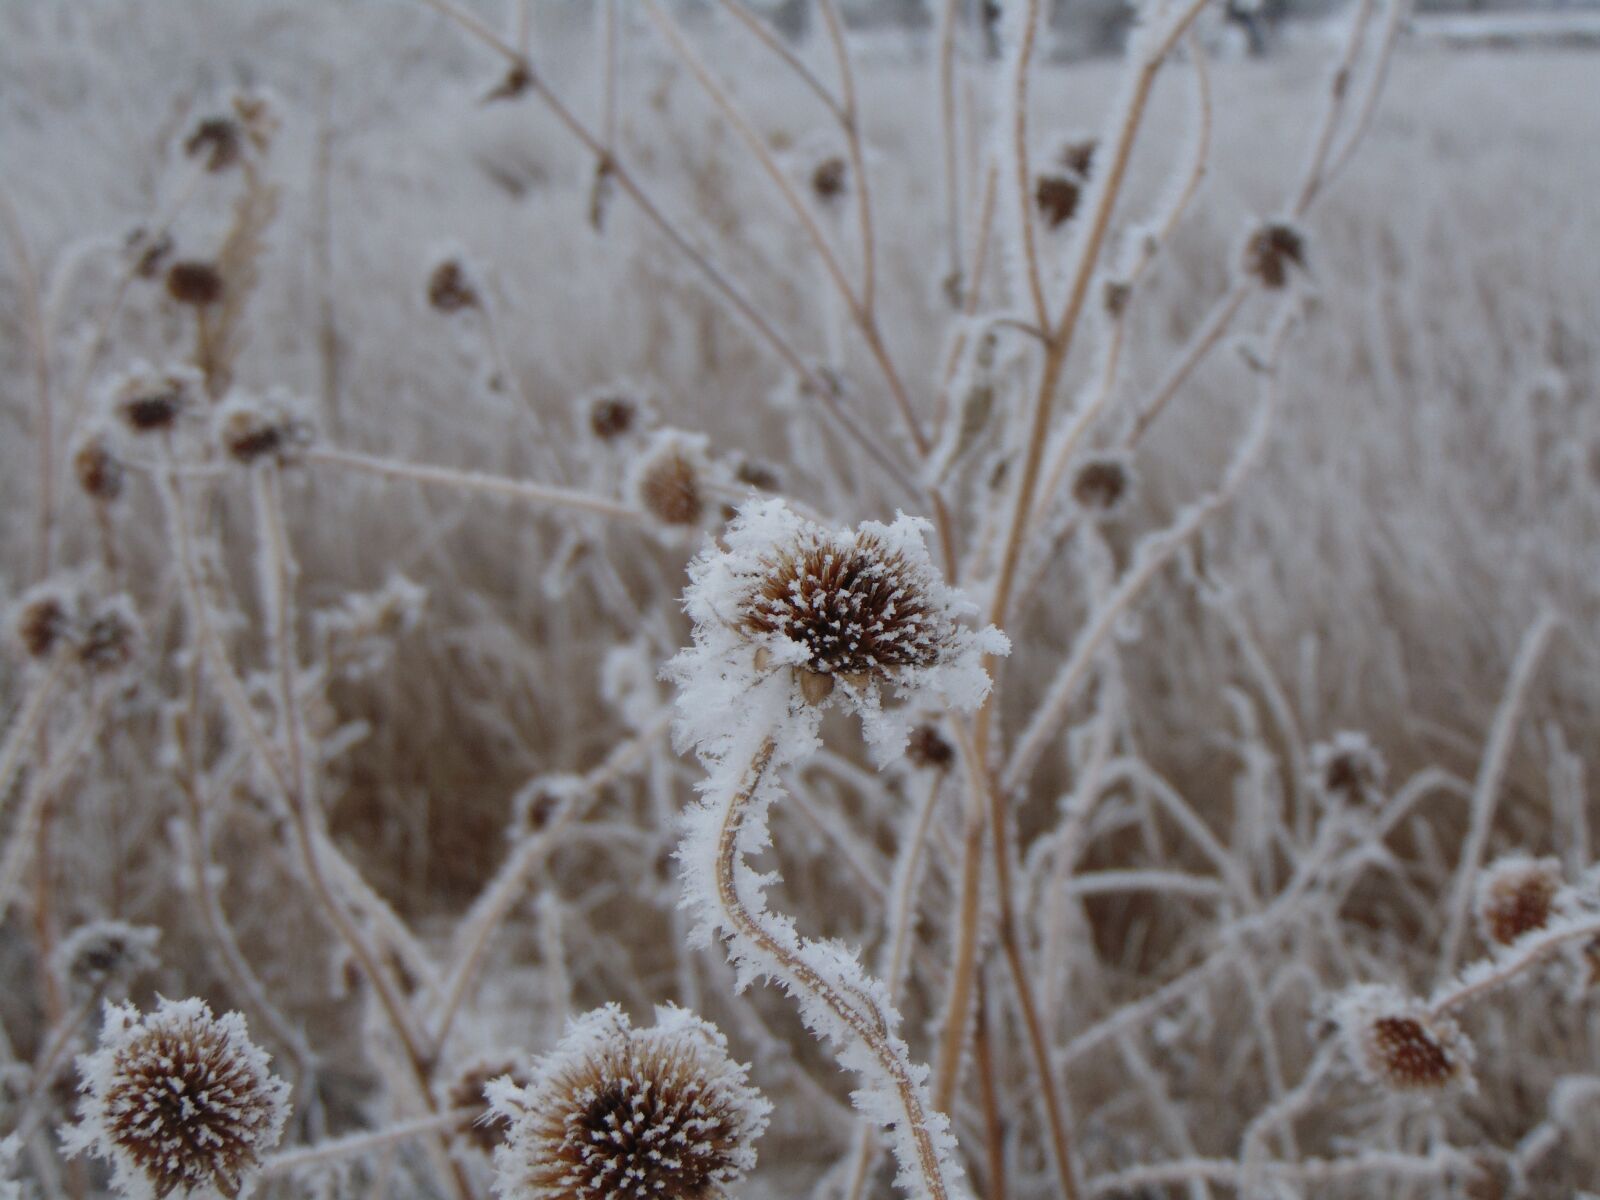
[486,1003,769,1200]
[62,997,291,1200]
[667,500,995,1200]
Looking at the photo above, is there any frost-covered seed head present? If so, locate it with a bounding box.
[426,258,479,313]
[1336,985,1474,1095]
[74,433,125,503]
[214,392,315,467]
[1071,454,1134,514]
[631,433,708,528]
[77,597,142,676]
[1034,173,1082,230]
[587,394,638,441]
[905,723,955,771]
[1309,731,1386,803]
[488,1004,768,1200]
[1244,222,1306,289]
[65,997,289,1200]
[165,261,224,307]
[111,366,198,435]
[184,117,243,173]
[12,585,73,661]
[1476,856,1563,947]
[54,922,160,999]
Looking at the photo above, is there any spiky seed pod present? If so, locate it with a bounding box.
[111,366,199,435]
[905,723,955,771]
[77,596,142,676]
[73,432,125,503]
[426,258,479,313]
[1071,453,1135,515]
[1034,173,1082,230]
[1476,855,1563,947]
[64,997,290,1200]
[487,1004,769,1200]
[53,922,160,1000]
[630,431,711,530]
[1309,730,1386,803]
[1335,985,1474,1095]
[214,391,315,467]
[1243,221,1306,289]
[165,261,224,307]
[183,117,243,173]
[12,585,74,661]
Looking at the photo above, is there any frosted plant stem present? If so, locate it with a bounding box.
[1087,1150,1464,1196]
[1434,608,1558,982]
[308,446,642,520]
[1006,0,1049,330]
[262,1109,478,1178]
[0,661,65,819]
[702,736,966,1200]
[0,187,55,580]
[1430,911,1600,1017]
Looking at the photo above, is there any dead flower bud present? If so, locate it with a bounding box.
[585,390,644,442]
[630,430,712,530]
[165,260,225,307]
[110,364,199,435]
[1035,172,1082,230]
[811,155,848,206]
[1336,984,1475,1095]
[1476,855,1564,947]
[906,722,956,771]
[63,997,290,1200]
[426,257,479,313]
[487,1004,768,1200]
[12,584,75,662]
[184,116,243,173]
[214,390,316,467]
[1244,221,1307,289]
[73,431,125,503]
[1071,453,1135,515]
[1309,731,1386,804]
[484,60,535,103]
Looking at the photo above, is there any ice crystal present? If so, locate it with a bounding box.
[486,1004,768,1200]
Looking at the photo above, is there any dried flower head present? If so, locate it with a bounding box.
[77,596,142,676]
[670,499,1006,758]
[73,431,125,503]
[53,922,160,1000]
[811,155,848,205]
[1034,172,1082,230]
[426,257,479,313]
[110,365,199,435]
[184,117,243,173]
[1309,731,1386,803]
[1243,221,1306,289]
[1335,985,1475,1095]
[165,260,225,307]
[1476,855,1564,947]
[630,430,711,530]
[584,390,645,442]
[905,722,955,771]
[64,997,290,1200]
[214,391,315,467]
[487,1004,768,1200]
[12,584,74,661]
[1071,453,1135,515]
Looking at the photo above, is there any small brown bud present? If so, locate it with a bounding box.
[73,433,125,503]
[811,156,848,205]
[13,587,73,661]
[124,227,173,279]
[1104,279,1133,318]
[1034,172,1082,230]
[1244,222,1306,289]
[484,60,535,103]
[1310,731,1386,803]
[632,433,709,529]
[184,116,244,173]
[215,392,315,466]
[1057,137,1097,179]
[587,394,638,441]
[426,258,479,313]
[798,667,835,706]
[1072,454,1134,514]
[906,723,955,771]
[165,260,225,306]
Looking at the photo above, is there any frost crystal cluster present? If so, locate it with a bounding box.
[486,1004,769,1200]
[63,998,290,1200]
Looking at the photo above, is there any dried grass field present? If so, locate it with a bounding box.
[1,2,1598,1198]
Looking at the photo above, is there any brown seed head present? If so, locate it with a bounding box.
[427,258,479,313]
[811,156,848,205]
[1034,172,1082,230]
[215,393,315,467]
[1310,731,1386,803]
[1244,222,1306,289]
[635,439,706,528]
[77,597,141,676]
[1058,137,1097,178]
[184,116,244,173]
[1339,986,1473,1095]
[166,260,225,307]
[1072,455,1133,514]
[739,531,952,680]
[490,1005,767,1200]
[113,367,195,434]
[588,394,638,441]
[74,433,125,503]
[68,998,289,1200]
[14,587,73,661]
[906,723,955,771]
[1476,856,1562,947]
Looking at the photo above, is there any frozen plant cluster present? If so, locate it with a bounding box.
[0,0,1598,1198]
